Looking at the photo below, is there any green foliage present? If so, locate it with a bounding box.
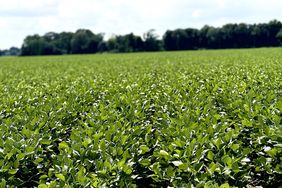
[0,48,282,187]
[20,20,282,56]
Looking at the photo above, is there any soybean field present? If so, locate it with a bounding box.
[0,48,282,187]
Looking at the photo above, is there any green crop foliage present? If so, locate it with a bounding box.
[0,48,282,187]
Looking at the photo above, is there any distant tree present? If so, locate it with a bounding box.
[41,32,60,55]
[104,33,144,53]
[106,37,119,52]
[276,29,282,46]
[21,35,46,55]
[198,25,210,48]
[43,32,59,43]
[221,24,237,48]
[71,29,93,54]
[267,20,282,46]
[127,33,144,51]
[205,27,223,48]
[8,47,21,56]
[0,47,21,56]
[88,33,104,53]
[198,25,224,48]
[251,23,271,47]
[55,32,74,54]
[143,29,163,51]
[163,30,176,50]
[18,20,282,55]
[249,21,282,47]
[232,23,251,48]
[183,28,199,50]
[71,29,103,54]
[114,35,130,52]
[97,41,108,52]
[163,28,199,50]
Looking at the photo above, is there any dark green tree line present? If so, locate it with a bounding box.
[20,20,282,56]
[21,30,103,55]
[0,47,21,56]
[163,20,282,50]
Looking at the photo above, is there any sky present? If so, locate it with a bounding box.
[0,0,282,49]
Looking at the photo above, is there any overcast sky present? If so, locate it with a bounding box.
[0,0,282,49]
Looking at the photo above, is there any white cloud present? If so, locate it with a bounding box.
[0,0,282,49]
[0,0,58,17]
[192,9,203,18]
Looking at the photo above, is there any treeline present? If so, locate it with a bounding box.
[20,20,282,55]
[0,47,21,56]
[21,29,162,55]
[164,20,282,50]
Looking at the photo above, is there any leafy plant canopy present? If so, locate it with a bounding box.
[0,48,281,187]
